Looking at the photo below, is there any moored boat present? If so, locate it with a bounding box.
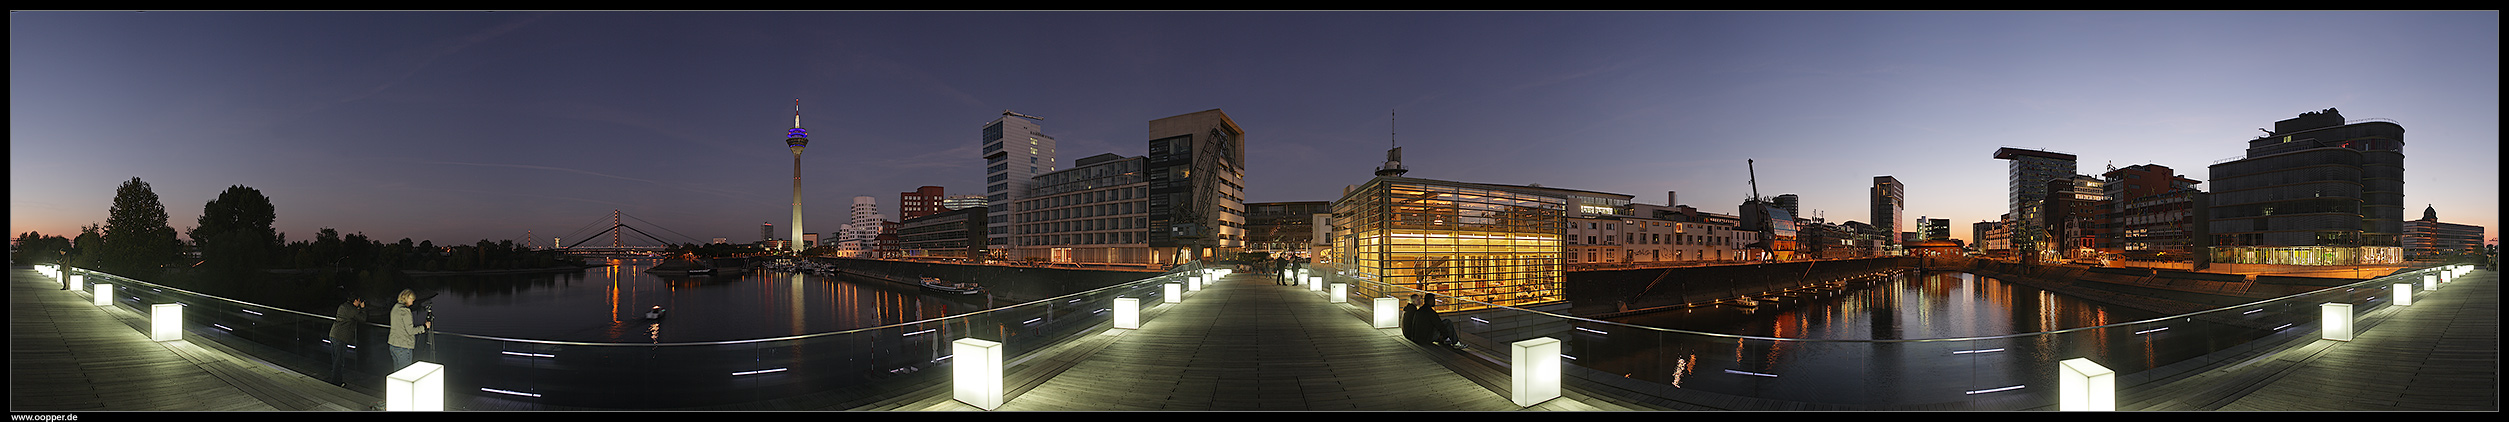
[919,277,984,295]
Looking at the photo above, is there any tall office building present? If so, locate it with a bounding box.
[1145,109,1247,263]
[1772,194,1801,219]
[2207,108,2404,265]
[984,111,1056,260]
[841,196,883,257]
[1995,147,2079,260]
[1871,176,1905,253]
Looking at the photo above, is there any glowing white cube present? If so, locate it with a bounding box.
[2394,284,2414,307]
[1188,276,1201,292]
[2322,303,2353,341]
[1330,283,1347,303]
[152,303,183,341]
[94,283,112,306]
[69,273,85,292]
[1374,297,1399,328]
[2427,274,2441,291]
[1165,283,1182,304]
[1510,337,1563,407]
[2057,358,2115,411]
[386,361,444,411]
[1308,276,1322,291]
[953,338,1004,410]
[1114,297,1139,330]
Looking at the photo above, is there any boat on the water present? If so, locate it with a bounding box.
[645,305,667,320]
[919,277,984,295]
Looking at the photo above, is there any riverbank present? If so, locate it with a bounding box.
[399,264,609,277]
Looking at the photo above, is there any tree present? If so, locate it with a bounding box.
[102,177,180,280]
[190,185,280,281]
[14,231,74,265]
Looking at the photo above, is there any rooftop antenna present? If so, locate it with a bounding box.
[1375,109,1408,177]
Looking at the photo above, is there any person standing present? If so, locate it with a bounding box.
[328,295,367,386]
[388,289,430,372]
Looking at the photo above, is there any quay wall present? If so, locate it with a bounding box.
[1565,257,1919,316]
[811,258,1163,303]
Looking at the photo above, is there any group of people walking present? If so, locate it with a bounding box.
[325,289,430,387]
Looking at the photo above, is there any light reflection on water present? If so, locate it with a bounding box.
[1580,270,2238,406]
[422,259,988,343]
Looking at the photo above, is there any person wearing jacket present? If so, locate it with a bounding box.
[328,295,366,385]
[388,289,430,371]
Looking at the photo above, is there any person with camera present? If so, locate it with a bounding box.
[388,289,431,371]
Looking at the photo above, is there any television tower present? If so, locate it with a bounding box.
[787,99,810,254]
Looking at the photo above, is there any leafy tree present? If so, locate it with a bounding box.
[14,231,74,265]
[189,185,280,281]
[68,224,105,269]
[102,178,180,280]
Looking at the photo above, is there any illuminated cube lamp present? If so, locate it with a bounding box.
[69,273,85,292]
[1188,275,1201,292]
[94,283,112,306]
[1374,297,1399,328]
[1510,337,1562,407]
[1114,297,1139,329]
[2057,358,2115,411]
[2321,303,2353,341]
[2394,284,2414,307]
[1308,276,1323,291]
[386,361,444,411]
[152,304,183,341]
[1330,283,1347,303]
[953,338,1005,410]
[1165,283,1182,304]
[2426,274,2441,292]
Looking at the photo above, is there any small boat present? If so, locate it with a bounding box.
[645,306,667,320]
[687,267,714,276]
[920,277,984,295]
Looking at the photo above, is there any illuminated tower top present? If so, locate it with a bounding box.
[787,99,809,153]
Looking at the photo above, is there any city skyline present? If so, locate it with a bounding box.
[11,11,2500,249]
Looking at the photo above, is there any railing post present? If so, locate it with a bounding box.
[1510,337,1562,407]
[2057,358,2115,411]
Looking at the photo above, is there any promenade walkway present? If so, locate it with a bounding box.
[9,267,378,411]
[10,265,2494,412]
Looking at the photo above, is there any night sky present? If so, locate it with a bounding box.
[12,11,2499,248]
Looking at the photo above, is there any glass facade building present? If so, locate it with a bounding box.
[2207,109,2404,265]
[1331,177,1568,311]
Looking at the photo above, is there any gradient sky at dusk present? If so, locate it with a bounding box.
[12,11,2500,249]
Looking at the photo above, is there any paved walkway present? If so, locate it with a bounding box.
[9,267,379,412]
[2125,266,2497,411]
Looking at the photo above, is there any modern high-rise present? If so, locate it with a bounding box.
[984,111,1057,260]
[2207,108,2405,265]
[1871,176,1904,254]
[1995,147,2079,261]
[839,196,883,257]
[1772,194,1800,219]
[1145,109,1246,263]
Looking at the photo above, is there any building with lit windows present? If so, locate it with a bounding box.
[899,186,947,220]
[1995,147,2079,261]
[901,206,985,260]
[2402,205,2484,260]
[984,111,1057,259]
[1245,201,1332,259]
[2207,109,2404,266]
[1872,175,1905,255]
[1331,176,1568,312]
[1145,109,1247,263]
[1012,153,1152,265]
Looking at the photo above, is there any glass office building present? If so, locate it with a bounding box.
[1332,177,1568,311]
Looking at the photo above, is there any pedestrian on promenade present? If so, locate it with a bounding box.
[328,295,367,386]
[388,289,430,372]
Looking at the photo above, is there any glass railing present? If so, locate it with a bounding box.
[41,261,1208,410]
[1304,262,2459,410]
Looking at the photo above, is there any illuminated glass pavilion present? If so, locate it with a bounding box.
[1331,176,1568,312]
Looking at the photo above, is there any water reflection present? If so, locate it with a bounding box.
[1576,271,2260,406]
[423,258,987,343]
